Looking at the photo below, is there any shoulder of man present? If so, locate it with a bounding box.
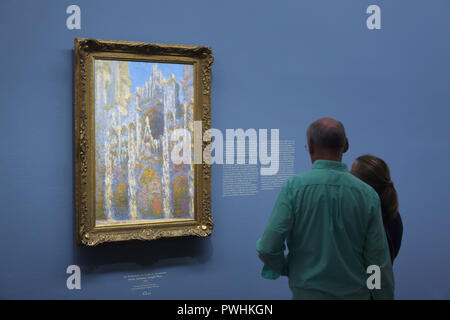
[279,169,317,198]
[281,171,309,191]
[286,168,318,186]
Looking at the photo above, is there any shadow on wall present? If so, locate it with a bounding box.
[72,236,214,274]
[70,48,213,275]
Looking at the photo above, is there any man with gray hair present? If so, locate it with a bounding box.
[256,118,394,299]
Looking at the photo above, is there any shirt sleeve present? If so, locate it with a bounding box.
[363,195,395,300]
[256,180,294,277]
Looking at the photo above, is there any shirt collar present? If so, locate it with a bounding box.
[312,160,348,172]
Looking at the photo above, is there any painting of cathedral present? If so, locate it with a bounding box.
[94,60,195,226]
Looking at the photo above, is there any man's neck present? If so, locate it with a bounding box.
[311,153,342,164]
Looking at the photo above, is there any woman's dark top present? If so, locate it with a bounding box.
[382,212,403,264]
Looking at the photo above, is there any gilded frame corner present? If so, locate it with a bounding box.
[74,38,213,246]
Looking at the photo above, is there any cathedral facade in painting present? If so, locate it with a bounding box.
[94,60,194,225]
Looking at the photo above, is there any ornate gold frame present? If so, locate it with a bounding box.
[74,38,213,246]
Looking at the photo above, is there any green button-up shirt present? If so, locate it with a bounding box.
[256,160,394,299]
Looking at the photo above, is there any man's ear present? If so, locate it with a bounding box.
[343,137,349,154]
[308,138,314,154]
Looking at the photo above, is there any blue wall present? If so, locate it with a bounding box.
[0,0,449,299]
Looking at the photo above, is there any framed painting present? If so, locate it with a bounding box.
[74,38,213,246]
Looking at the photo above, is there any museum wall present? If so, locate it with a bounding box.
[0,0,449,299]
